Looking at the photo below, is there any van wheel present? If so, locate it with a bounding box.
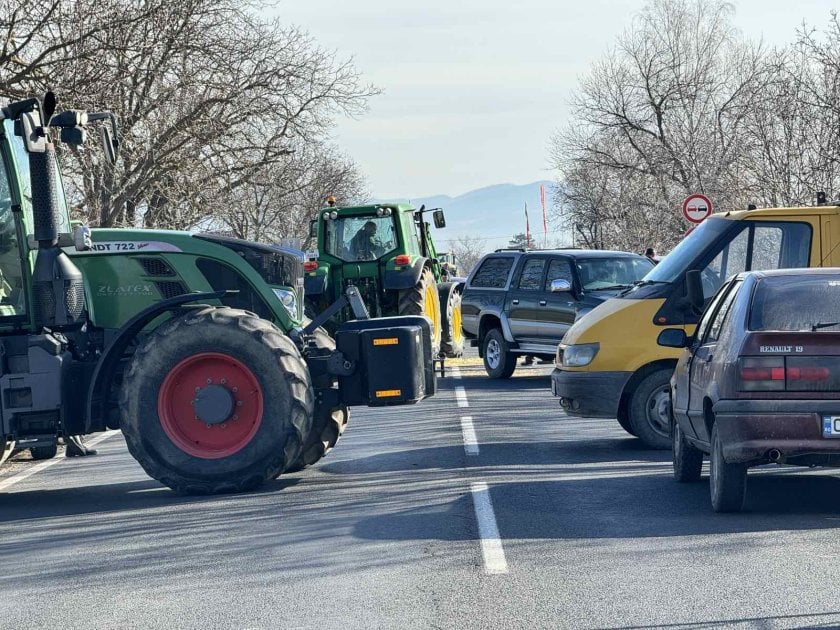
[616,410,637,436]
[628,368,672,449]
[710,424,747,512]
[483,328,516,379]
[673,419,702,482]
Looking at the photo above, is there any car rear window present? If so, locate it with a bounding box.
[750,275,840,331]
[470,256,515,288]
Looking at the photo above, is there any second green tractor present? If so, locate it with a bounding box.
[305,203,464,358]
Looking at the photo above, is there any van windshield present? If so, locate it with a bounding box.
[642,217,734,284]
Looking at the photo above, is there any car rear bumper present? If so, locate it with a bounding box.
[551,368,631,417]
[713,399,840,464]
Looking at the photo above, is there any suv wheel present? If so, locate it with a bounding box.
[483,329,516,379]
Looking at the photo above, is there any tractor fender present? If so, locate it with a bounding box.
[85,290,227,433]
[304,272,327,296]
[383,257,426,291]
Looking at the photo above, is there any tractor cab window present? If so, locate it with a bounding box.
[324,215,398,262]
[0,134,26,317]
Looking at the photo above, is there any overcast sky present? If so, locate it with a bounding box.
[275,0,837,199]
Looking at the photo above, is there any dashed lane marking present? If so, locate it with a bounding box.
[460,416,479,455]
[455,387,469,408]
[471,481,509,574]
[0,431,119,492]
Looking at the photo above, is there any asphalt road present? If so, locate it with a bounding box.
[3,355,840,629]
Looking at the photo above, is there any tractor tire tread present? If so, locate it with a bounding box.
[120,307,312,495]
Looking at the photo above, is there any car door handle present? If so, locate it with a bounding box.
[539,300,547,306]
[512,299,519,305]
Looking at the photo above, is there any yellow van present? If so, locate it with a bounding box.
[551,205,840,448]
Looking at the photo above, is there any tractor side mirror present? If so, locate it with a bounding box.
[433,209,446,229]
[310,219,318,239]
[100,125,118,164]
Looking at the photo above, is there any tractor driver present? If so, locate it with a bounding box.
[350,220,381,260]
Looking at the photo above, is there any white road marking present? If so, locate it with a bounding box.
[450,367,463,379]
[460,416,479,455]
[470,482,508,575]
[455,387,469,408]
[0,431,119,491]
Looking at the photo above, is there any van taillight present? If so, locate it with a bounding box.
[739,356,833,391]
[304,261,318,272]
[739,357,784,391]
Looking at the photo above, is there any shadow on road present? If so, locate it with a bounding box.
[353,471,840,543]
[0,476,301,523]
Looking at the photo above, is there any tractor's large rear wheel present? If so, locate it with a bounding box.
[439,284,464,358]
[120,307,313,494]
[398,267,442,354]
[288,327,349,472]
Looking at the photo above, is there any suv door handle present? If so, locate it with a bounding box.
[539,300,547,306]
[512,299,520,305]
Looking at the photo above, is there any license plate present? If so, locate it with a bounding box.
[822,415,840,438]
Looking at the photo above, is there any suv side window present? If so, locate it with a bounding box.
[545,258,573,291]
[517,258,546,290]
[471,256,514,288]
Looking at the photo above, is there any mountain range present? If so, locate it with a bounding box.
[376,180,571,251]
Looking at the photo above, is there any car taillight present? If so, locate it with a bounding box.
[738,357,785,391]
[739,356,834,391]
[394,254,411,267]
[786,366,830,381]
[304,261,318,272]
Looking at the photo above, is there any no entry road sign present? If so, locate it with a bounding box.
[682,194,713,224]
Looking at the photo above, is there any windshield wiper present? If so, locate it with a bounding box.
[811,321,840,331]
[634,279,670,287]
[589,284,633,291]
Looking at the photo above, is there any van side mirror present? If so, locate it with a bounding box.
[550,279,572,292]
[310,219,318,239]
[685,270,704,313]
[657,328,689,348]
[433,209,446,229]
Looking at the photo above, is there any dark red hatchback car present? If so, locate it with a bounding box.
[658,268,840,512]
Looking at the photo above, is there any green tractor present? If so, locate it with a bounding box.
[0,93,436,492]
[304,202,464,359]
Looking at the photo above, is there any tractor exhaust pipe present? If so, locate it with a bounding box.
[26,99,85,329]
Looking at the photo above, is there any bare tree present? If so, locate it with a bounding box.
[447,235,487,276]
[1,0,377,232]
[218,142,368,248]
[552,0,772,250]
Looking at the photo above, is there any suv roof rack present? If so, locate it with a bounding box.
[494,247,526,252]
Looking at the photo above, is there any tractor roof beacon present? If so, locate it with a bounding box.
[0,94,436,493]
[305,202,465,364]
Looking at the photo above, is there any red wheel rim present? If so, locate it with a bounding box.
[158,352,264,459]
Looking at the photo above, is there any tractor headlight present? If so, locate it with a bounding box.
[323,211,330,220]
[330,211,338,220]
[561,343,600,367]
[272,287,298,319]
